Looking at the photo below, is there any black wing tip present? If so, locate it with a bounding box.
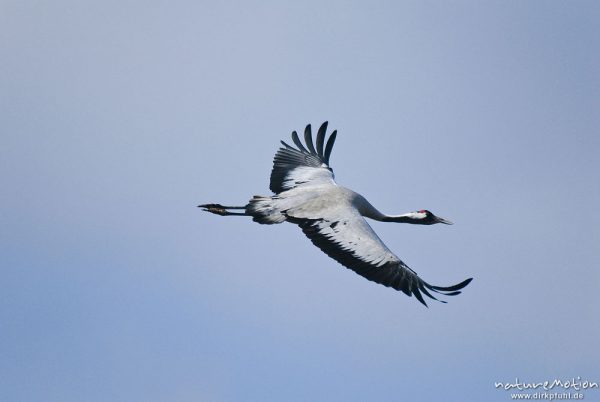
[283,122,337,165]
[428,277,473,293]
[304,124,317,154]
[414,277,473,307]
[323,129,337,164]
[280,140,294,149]
[316,122,329,158]
[461,277,474,288]
[413,288,428,307]
[291,130,308,153]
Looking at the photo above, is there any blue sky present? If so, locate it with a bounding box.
[2,1,599,401]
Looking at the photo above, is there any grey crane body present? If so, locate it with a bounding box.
[200,122,472,306]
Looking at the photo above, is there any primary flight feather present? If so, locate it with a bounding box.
[200,122,472,306]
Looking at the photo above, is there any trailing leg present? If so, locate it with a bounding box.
[199,196,286,224]
[198,203,249,216]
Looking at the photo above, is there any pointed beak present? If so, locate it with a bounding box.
[435,216,454,225]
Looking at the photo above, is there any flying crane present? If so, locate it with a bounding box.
[200,122,472,306]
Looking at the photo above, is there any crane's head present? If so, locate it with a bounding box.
[382,210,453,224]
[412,210,453,225]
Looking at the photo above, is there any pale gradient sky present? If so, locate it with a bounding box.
[1,1,599,401]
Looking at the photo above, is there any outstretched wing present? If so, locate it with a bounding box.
[270,122,338,194]
[287,207,472,307]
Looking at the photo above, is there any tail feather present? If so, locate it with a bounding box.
[246,196,286,225]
